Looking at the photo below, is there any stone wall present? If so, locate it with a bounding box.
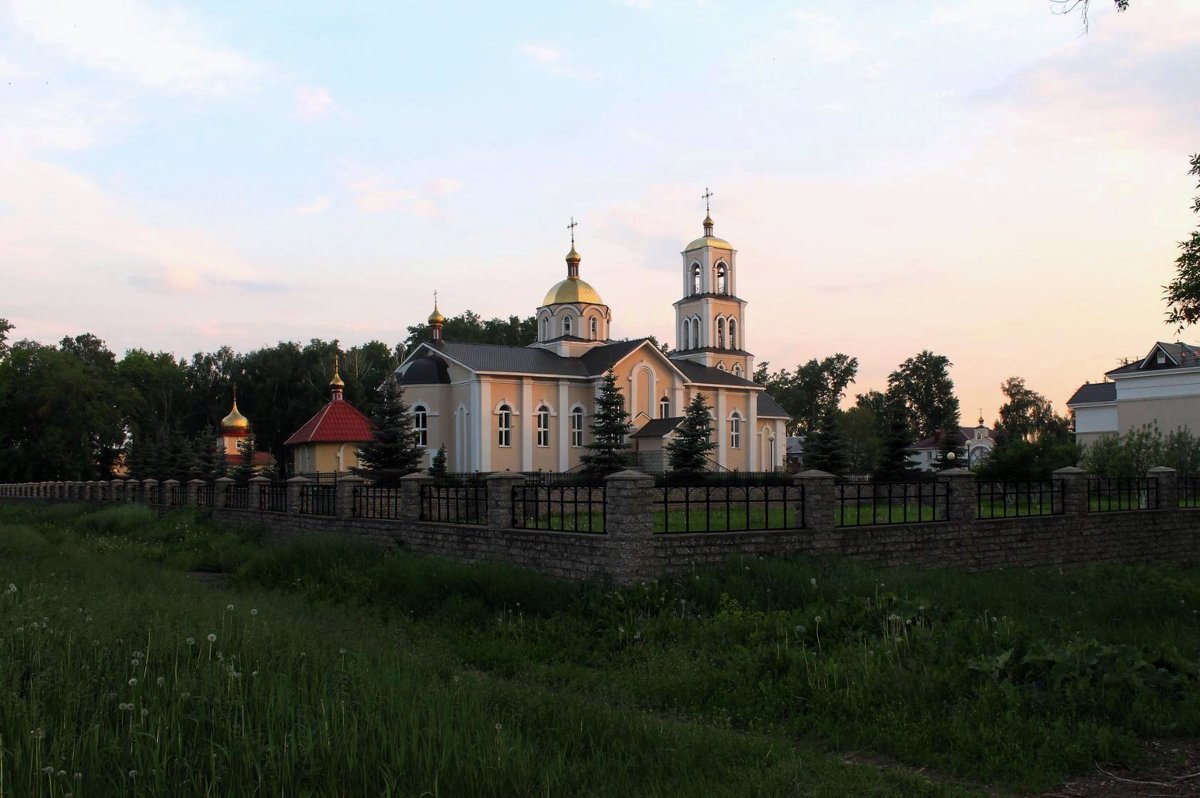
[2,468,1198,584]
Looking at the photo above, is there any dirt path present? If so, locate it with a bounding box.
[1040,740,1200,797]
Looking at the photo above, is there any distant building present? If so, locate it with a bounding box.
[284,358,374,474]
[907,419,996,472]
[218,390,275,470]
[1067,341,1200,447]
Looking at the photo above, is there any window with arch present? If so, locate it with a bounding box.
[732,363,743,377]
[570,407,585,447]
[728,318,738,350]
[589,316,598,340]
[691,316,701,347]
[659,396,670,418]
[730,411,742,449]
[715,262,727,294]
[536,405,550,447]
[497,404,512,447]
[541,317,549,340]
[413,405,428,447]
[691,263,702,295]
[717,363,727,371]
[562,315,573,337]
[681,321,690,350]
[716,317,726,349]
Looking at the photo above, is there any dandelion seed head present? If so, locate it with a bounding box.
[250,608,258,616]
[226,604,234,611]
[128,770,137,779]
[128,678,137,687]
[140,708,149,717]
[207,633,216,643]
[186,637,195,646]
[156,676,164,687]
[43,766,55,775]
[809,577,817,588]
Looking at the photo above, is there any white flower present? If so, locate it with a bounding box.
[809,577,817,588]
[226,604,234,611]
[128,678,137,687]
[250,609,258,616]
[207,633,216,643]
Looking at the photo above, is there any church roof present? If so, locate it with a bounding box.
[633,417,684,438]
[757,392,790,419]
[542,277,604,306]
[671,359,755,387]
[684,235,733,251]
[1066,381,1116,406]
[414,338,654,379]
[284,399,374,446]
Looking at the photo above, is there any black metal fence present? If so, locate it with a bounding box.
[352,486,403,519]
[420,484,487,525]
[835,481,949,527]
[512,485,605,533]
[656,483,803,533]
[299,484,336,516]
[1087,477,1158,512]
[655,471,794,487]
[225,485,249,510]
[1180,475,1200,508]
[167,483,185,507]
[195,484,213,508]
[258,483,287,512]
[976,480,1064,519]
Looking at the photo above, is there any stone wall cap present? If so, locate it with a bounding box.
[1147,466,1178,474]
[162,479,181,486]
[286,475,310,484]
[1052,466,1086,475]
[248,475,271,483]
[215,476,236,484]
[339,473,369,483]
[142,478,158,484]
[485,472,524,481]
[400,471,434,481]
[936,468,975,478]
[606,469,651,480]
[795,469,835,479]
[187,478,207,485]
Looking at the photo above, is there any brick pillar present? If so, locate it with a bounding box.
[113,478,127,502]
[795,469,836,532]
[605,470,655,585]
[1053,466,1088,516]
[125,479,139,502]
[143,479,158,505]
[187,479,205,507]
[85,481,97,501]
[337,474,368,519]
[163,479,180,507]
[485,473,524,531]
[214,477,234,510]
[248,475,270,511]
[1148,466,1177,510]
[286,476,309,515]
[937,468,977,522]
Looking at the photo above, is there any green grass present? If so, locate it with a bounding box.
[5,501,1200,794]
[835,502,942,525]
[654,504,799,532]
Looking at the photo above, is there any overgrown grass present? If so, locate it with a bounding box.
[5,501,1200,794]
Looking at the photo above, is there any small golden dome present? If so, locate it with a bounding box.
[684,235,733,251]
[428,305,445,325]
[220,400,250,435]
[330,357,345,389]
[543,278,604,306]
[565,245,581,265]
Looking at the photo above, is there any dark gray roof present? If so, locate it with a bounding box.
[1067,381,1116,405]
[671,359,757,386]
[632,417,684,438]
[398,354,450,385]
[1106,342,1200,376]
[757,392,790,418]
[580,338,650,374]
[423,341,588,377]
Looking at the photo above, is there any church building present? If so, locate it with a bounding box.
[395,208,790,473]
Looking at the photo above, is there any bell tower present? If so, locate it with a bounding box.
[669,190,752,378]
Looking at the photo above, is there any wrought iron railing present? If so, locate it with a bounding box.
[1179,475,1200,508]
[976,480,1064,519]
[195,484,213,508]
[225,485,249,510]
[655,471,793,487]
[167,484,185,507]
[420,484,487,525]
[352,486,403,520]
[258,483,287,512]
[299,484,336,516]
[1087,477,1158,512]
[835,481,949,527]
[655,483,803,533]
[512,485,605,533]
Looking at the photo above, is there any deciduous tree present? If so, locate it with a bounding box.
[886,351,960,440]
[1164,154,1200,330]
[761,354,858,435]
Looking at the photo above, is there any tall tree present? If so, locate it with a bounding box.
[873,395,915,482]
[838,406,882,475]
[581,370,633,476]
[356,375,421,485]
[804,408,848,476]
[1164,154,1200,330]
[0,318,12,361]
[886,351,960,440]
[666,393,717,474]
[996,377,1069,441]
[404,311,537,351]
[761,354,858,435]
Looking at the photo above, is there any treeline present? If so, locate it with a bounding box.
[0,312,538,482]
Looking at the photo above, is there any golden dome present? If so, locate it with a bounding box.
[543,277,604,306]
[330,355,345,388]
[220,400,250,435]
[565,245,581,265]
[684,234,733,252]
[428,305,445,325]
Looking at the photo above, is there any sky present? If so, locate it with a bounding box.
[2,0,1199,423]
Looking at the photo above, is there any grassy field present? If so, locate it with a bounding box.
[3,502,1200,796]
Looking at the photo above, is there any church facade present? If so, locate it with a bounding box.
[395,211,790,473]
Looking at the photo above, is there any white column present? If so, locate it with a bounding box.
[520,378,533,471]
[477,380,491,472]
[557,381,569,471]
[715,389,727,469]
[747,391,758,470]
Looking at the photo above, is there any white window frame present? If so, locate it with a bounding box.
[730,412,741,449]
[537,405,550,447]
[498,404,512,447]
[570,406,585,447]
[413,404,428,447]
[659,396,670,418]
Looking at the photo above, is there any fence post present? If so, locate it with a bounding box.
[110,479,124,502]
[187,479,205,507]
[214,477,234,510]
[1053,466,1087,516]
[338,474,368,519]
[162,479,180,507]
[248,475,270,511]
[485,473,524,531]
[1148,466,1177,510]
[795,469,836,532]
[286,476,309,515]
[143,478,158,505]
[937,468,977,522]
[605,470,655,585]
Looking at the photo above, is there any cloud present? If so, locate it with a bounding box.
[7,0,264,94]
[520,44,563,65]
[294,86,334,120]
[726,9,863,86]
[517,42,597,80]
[787,11,864,64]
[293,197,331,216]
[347,174,461,216]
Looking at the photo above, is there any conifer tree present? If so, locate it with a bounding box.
[804,408,848,476]
[581,370,633,475]
[428,444,448,479]
[232,433,259,482]
[356,374,422,485]
[193,432,227,480]
[873,395,915,482]
[666,393,717,474]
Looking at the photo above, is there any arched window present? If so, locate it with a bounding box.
[716,318,726,349]
[536,405,550,447]
[589,316,598,340]
[716,262,727,294]
[717,363,727,371]
[562,315,572,337]
[691,263,702,295]
[681,321,690,350]
[570,407,585,447]
[659,396,670,418]
[732,363,743,377]
[497,404,512,447]
[691,316,701,347]
[730,412,742,449]
[728,319,738,350]
[413,404,428,447]
[541,317,548,340]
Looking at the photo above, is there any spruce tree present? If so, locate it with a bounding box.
[232,433,259,482]
[428,444,448,479]
[873,395,915,482]
[666,393,717,474]
[356,374,422,485]
[581,370,633,476]
[805,408,848,476]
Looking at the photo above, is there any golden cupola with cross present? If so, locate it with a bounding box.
[669,189,753,379]
[533,217,612,357]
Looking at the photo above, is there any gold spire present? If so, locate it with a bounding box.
[566,216,581,272]
[330,354,345,388]
[428,294,446,325]
[702,187,714,236]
